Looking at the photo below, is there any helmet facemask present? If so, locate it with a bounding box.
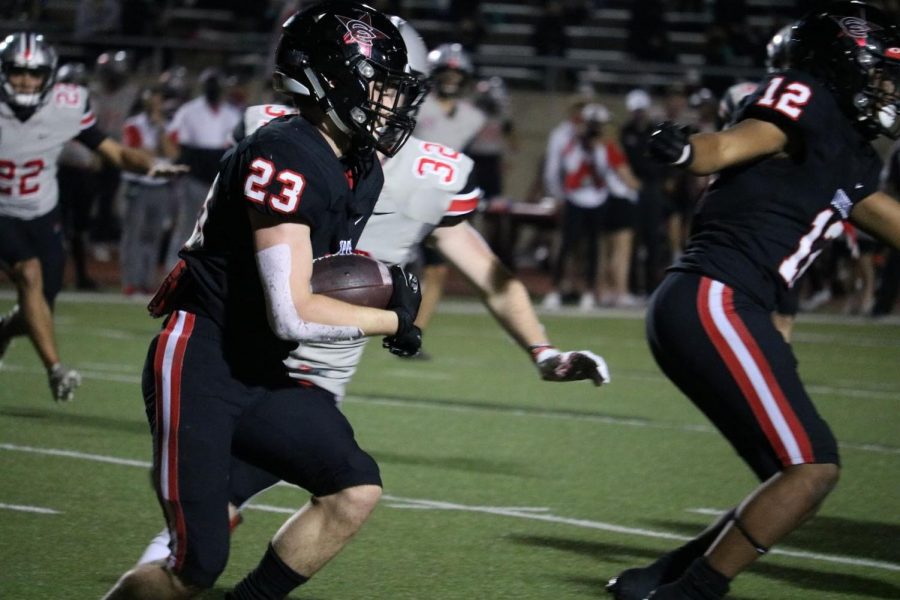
[339,56,426,156]
[0,32,58,111]
[2,64,53,108]
[855,51,900,139]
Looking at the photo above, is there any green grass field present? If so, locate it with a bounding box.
[0,294,898,599]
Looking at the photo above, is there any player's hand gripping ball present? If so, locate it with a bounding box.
[311,253,394,308]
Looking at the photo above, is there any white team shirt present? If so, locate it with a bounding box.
[238,105,481,397]
[166,96,240,149]
[0,83,97,219]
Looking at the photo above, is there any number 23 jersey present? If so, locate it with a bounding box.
[674,68,883,309]
[177,115,383,374]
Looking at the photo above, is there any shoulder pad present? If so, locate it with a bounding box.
[243,103,298,138]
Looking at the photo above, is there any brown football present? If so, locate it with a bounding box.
[310,253,393,309]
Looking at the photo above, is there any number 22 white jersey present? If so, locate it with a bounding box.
[0,83,96,219]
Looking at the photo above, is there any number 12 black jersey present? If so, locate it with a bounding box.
[674,69,882,310]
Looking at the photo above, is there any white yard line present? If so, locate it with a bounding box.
[0,502,60,514]
[1,442,898,574]
[2,363,899,455]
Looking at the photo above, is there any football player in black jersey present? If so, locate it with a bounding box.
[607,3,900,600]
[102,3,425,599]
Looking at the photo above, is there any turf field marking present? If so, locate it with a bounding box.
[0,502,60,515]
[380,496,900,573]
[687,507,727,516]
[0,443,151,468]
[4,292,899,327]
[7,358,899,405]
[2,441,899,574]
[2,362,899,456]
[382,368,453,380]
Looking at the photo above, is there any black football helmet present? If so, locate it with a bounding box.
[274,0,424,156]
[766,24,793,71]
[789,1,900,139]
[0,32,57,110]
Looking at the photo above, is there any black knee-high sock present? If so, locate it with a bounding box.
[652,508,737,583]
[673,557,731,599]
[229,544,308,600]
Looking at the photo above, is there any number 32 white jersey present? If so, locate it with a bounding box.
[0,84,97,219]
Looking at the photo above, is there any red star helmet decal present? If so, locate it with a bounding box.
[336,13,389,58]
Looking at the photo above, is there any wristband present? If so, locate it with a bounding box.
[673,142,693,166]
[528,343,555,362]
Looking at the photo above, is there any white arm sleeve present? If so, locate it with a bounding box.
[255,244,365,342]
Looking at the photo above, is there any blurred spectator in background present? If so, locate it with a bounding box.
[542,103,639,311]
[535,1,569,57]
[120,85,177,296]
[411,43,486,355]
[120,0,162,63]
[56,62,102,290]
[89,50,140,258]
[164,67,239,269]
[627,0,672,62]
[661,83,699,263]
[621,88,667,297]
[840,225,878,316]
[450,0,484,50]
[690,87,718,133]
[75,0,122,41]
[468,76,516,201]
[157,65,192,119]
[595,107,641,308]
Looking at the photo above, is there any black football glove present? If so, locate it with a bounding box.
[386,265,421,321]
[383,265,423,357]
[382,311,423,357]
[648,121,694,167]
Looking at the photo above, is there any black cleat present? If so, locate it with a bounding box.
[606,566,664,600]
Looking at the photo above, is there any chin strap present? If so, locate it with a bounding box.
[732,516,770,555]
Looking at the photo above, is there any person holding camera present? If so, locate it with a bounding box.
[543,103,640,310]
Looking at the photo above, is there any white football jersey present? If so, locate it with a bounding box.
[412,96,487,151]
[289,136,480,397]
[357,136,479,265]
[0,84,96,219]
[238,105,482,397]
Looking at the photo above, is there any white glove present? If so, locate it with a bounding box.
[532,346,610,386]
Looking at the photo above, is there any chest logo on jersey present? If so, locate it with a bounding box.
[336,14,388,58]
[337,239,353,255]
[830,188,852,219]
